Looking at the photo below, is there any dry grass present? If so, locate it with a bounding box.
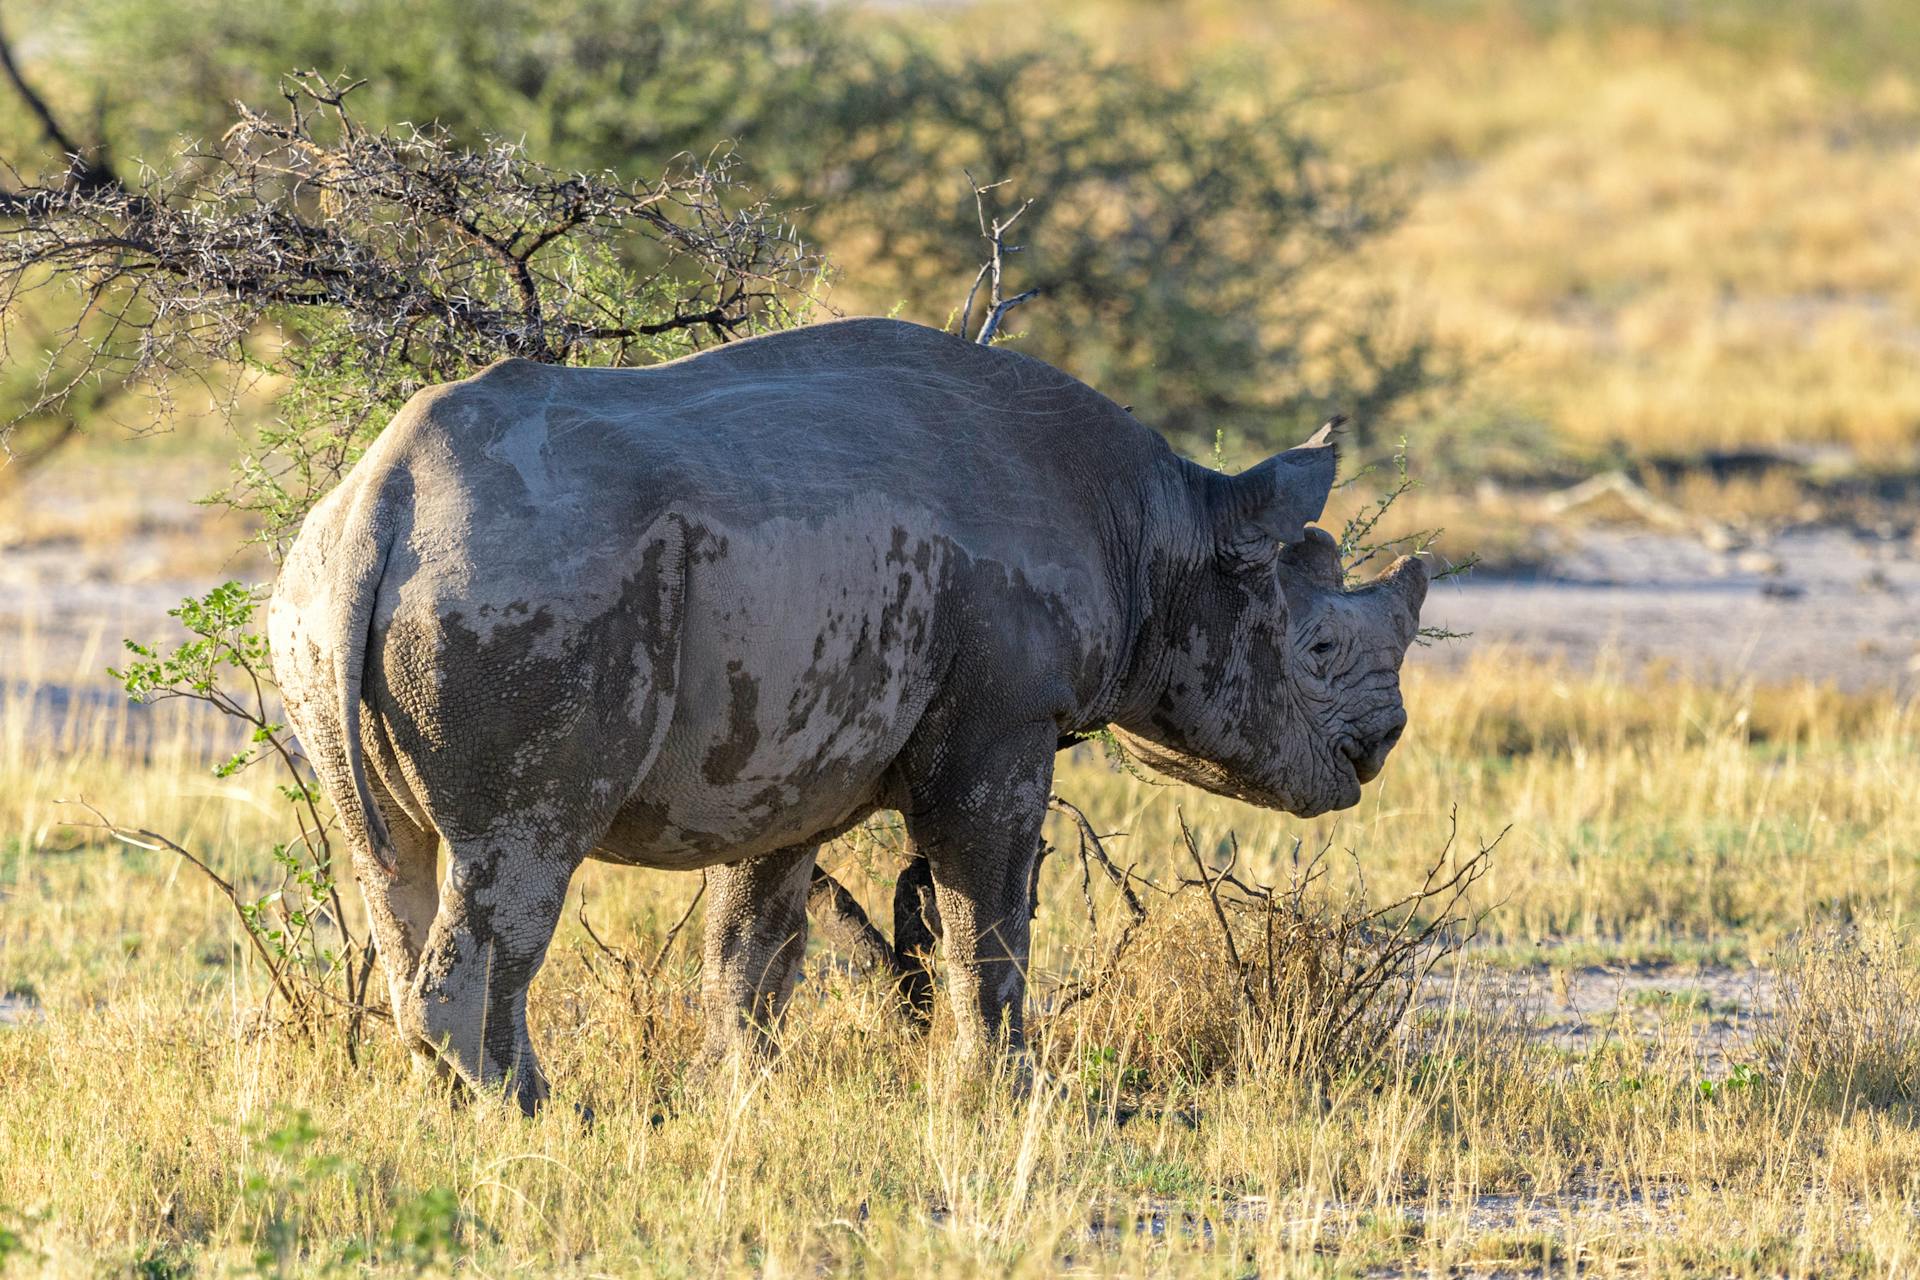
[7,613,1920,1273]
[1764,918,1920,1110]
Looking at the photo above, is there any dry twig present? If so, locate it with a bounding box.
[953,172,1038,344]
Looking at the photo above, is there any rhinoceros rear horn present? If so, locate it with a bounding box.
[1222,417,1342,557]
[1376,553,1429,625]
[1280,526,1345,587]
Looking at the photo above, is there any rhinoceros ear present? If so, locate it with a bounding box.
[1219,417,1342,565]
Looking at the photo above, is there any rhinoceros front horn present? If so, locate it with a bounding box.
[1376,552,1429,618]
[1220,417,1343,558]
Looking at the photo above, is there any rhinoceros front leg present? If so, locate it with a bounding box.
[891,853,942,1024]
[405,837,585,1115]
[701,843,817,1061]
[902,723,1053,1064]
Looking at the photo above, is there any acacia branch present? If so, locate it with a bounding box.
[1,74,823,462]
[64,797,303,1013]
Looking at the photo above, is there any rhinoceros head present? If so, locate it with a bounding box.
[1114,425,1428,817]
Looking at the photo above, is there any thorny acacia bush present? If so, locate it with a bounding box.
[20,0,1450,458]
[0,72,821,542]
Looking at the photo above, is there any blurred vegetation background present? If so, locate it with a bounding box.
[4,0,1918,491]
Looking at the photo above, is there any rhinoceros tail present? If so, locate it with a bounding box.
[326,468,406,878]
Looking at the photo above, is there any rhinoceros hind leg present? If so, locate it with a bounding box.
[405,834,586,1115]
[355,788,442,1064]
[701,844,817,1062]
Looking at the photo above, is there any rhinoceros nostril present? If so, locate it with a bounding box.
[1347,721,1405,783]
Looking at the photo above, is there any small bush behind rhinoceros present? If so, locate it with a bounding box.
[268,316,1427,1112]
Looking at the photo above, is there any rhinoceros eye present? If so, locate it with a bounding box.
[1310,639,1336,659]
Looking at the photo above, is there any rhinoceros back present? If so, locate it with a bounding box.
[292,318,1174,866]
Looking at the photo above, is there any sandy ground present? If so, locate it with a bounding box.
[1471,961,1771,1072]
[1,451,268,673]
[1415,524,1920,691]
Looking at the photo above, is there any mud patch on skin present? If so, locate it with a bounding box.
[703,661,762,784]
[781,533,941,740]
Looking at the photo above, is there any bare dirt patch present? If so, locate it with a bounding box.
[1472,961,1774,1074]
[1417,524,1920,691]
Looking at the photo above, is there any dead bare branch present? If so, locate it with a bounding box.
[1047,794,1153,1014]
[952,171,1038,344]
[0,11,121,204]
[1044,804,1501,1082]
[577,872,707,1009]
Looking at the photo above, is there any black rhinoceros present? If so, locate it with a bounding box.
[268,317,1427,1112]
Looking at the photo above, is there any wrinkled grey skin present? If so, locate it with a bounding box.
[269,318,1426,1112]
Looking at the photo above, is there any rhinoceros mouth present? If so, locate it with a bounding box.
[1113,726,1367,817]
